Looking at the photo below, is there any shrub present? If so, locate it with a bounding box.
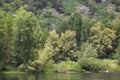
[56,61,79,73]
[78,58,106,72]
[42,60,56,73]
[17,64,26,71]
[17,61,43,73]
[78,58,120,72]
[79,43,98,58]
[27,61,43,73]
[101,59,119,72]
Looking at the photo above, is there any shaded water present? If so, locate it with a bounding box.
[0,73,120,80]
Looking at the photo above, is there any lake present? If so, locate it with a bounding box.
[0,73,120,80]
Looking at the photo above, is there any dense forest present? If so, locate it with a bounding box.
[0,0,120,73]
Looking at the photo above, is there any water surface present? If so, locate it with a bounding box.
[0,73,120,80]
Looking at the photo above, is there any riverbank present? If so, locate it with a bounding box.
[0,71,25,75]
[39,59,120,73]
[1,59,120,74]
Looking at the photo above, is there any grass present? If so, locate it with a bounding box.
[0,71,25,74]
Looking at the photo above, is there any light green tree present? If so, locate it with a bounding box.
[79,43,97,59]
[56,30,79,62]
[38,30,59,64]
[112,18,120,43]
[112,18,120,63]
[89,22,116,58]
[27,30,58,72]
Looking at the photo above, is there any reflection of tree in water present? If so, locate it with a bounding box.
[23,74,28,80]
[35,74,39,80]
[0,75,19,80]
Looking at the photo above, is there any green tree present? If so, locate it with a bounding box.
[89,22,116,58]
[115,43,120,64]
[59,30,78,61]
[79,43,97,59]
[58,15,95,46]
[3,14,14,65]
[14,8,39,66]
[81,17,95,43]
[0,12,14,71]
[112,18,120,63]
[54,30,79,62]
[68,12,82,46]
[0,11,6,71]
[112,18,120,43]
[47,30,59,62]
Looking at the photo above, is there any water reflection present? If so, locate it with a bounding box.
[0,73,120,80]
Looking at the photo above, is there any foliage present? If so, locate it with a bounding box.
[53,30,79,62]
[112,18,120,42]
[89,22,116,58]
[56,61,79,73]
[79,43,97,58]
[115,43,120,65]
[68,12,82,46]
[0,12,7,70]
[27,60,43,73]
[14,8,39,65]
[0,0,120,73]
[62,0,77,15]
[0,71,25,74]
[81,17,95,43]
[78,58,105,72]
[42,60,56,73]
[0,12,14,71]
[78,58,119,72]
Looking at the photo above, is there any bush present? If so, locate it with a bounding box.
[0,62,15,71]
[42,60,56,73]
[101,59,119,72]
[78,58,107,72]
[17,64,26,71]
[17,61,43,73]
[56,61,79,73]
[78,58,120,72]
[27,61,43,73]
[56,61,68,73]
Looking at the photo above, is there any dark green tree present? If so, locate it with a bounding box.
[3,14,14,65]
[68,12,82,46]
[0,12,13,71]
[0,11,6,71]
[14,8,39,66]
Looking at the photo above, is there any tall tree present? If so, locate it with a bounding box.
[3,14,14,65]
[68,12,82,46]
[14,8,39,66]
[112,18,120,44]
[0,11,6,70]
[0,12,13,70]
